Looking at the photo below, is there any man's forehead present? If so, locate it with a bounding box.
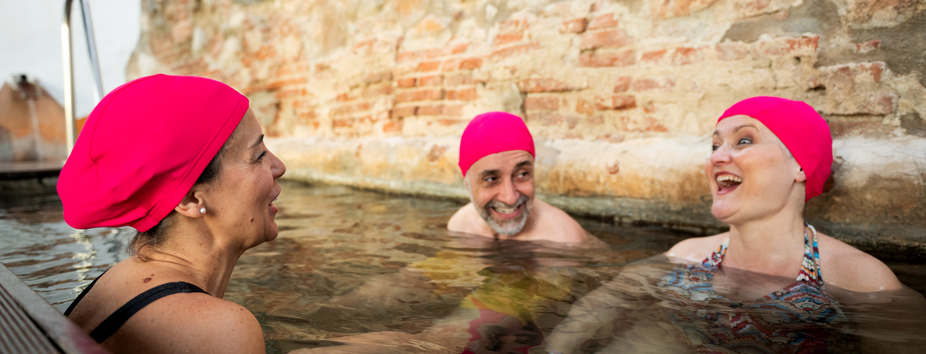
[469,150,534,173]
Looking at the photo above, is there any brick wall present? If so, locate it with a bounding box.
[129,0,926,246]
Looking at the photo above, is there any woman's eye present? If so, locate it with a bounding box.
[737,138,753,145]
[711,144,720,151]
[257,151,267,160]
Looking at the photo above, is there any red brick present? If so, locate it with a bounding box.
[390,105,417,119]
[396,88,444,103]
[436,118,466,126]
[495,32,524,46]
[613,76,632,93]
[447,87,478,101]
[716,42,748,61]
[460,57,484,70]
[634,117,667,132]
[331,102,371,116]
[673,46,708,65]
[576,97,595,115]
[265,77,306,90]
[364,71,393,84]
[416,104,443,116]
[580,29,632,50]
[755,35,819,57]
[416,60,441,72]
[396,77,416,88]
[492,43,540,58]
[396,51,419,63]
[525,96,560,111]
[559,18,588,34]
[332,118,354,128]
[363,84,393,98]
[528,113,579,129]
[855,40,881,54]
[641,49,668,64]
[588,13,618,30]
[383,120,403,133]
[335,92,355,102]
[595,94,636,110]
[442,103,465,116]
[578,50,636,67]
[445,73,473,87]
[441,58,461,71]
[631,77,675,91]
[499,19,529,33]
[861,93,896,115]
[418,75,442,87]
[519,78,573,93]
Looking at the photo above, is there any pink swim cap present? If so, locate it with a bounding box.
[57,74,248,232]
[459,112,535,176]
[717,96,833,202]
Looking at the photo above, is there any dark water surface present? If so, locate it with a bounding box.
[1,181,924,353]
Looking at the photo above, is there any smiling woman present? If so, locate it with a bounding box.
[56,74,285,354]
[545,96,922,354]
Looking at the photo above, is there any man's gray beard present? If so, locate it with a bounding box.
[474,194,532,237]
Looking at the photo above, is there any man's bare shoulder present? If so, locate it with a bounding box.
[816,233,903,292]
[447,203,485,234]
[665,233,728,263]
[532,199,599,245]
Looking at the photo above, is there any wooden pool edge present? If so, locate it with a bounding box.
[0,263,108,354]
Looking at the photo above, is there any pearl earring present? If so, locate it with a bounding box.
[200,207,206,214]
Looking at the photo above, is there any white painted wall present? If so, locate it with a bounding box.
[0,0,140,118]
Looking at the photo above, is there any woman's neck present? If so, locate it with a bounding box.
[723,209,807,277]
[142,222,245,298]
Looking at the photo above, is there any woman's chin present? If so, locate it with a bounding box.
[710,202,738,222]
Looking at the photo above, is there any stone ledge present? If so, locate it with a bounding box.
[268,135,926,249]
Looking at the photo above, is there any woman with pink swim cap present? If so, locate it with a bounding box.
[58,74,285,353]
[548,97,910,353]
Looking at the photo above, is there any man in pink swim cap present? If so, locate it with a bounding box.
[448,112,598,244]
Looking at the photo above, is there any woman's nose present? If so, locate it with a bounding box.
[270,151,286,178]
[710,144,732,166]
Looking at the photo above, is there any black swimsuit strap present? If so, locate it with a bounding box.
[64,270,209,343]
[64,269,109,316]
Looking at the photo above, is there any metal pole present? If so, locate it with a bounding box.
[79,0,104,102]
[62,0,105,156]
[62,0,76,155]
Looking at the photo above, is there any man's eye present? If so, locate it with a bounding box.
[518,171,530,178]
[257,151,267,160]
[737,138,753,145]
[712,144,720,151]
[484,176,497,183]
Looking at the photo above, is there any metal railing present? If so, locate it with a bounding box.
[62,0,104,155]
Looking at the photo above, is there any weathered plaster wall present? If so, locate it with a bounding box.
[128,0,926,249]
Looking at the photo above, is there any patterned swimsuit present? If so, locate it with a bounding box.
[659,225,852,353]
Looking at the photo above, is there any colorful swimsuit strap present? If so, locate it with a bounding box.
[701,225,823,285]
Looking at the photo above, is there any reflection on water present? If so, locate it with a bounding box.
[1,181,925,354]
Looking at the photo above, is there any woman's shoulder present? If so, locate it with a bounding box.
[131,292,265,353]
[816,232,903,292]
[665,233,728,263]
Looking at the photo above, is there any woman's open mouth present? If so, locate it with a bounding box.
[715,173,742,195]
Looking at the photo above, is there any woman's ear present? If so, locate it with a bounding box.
[175,189,206,219]
[795,166,807,183]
